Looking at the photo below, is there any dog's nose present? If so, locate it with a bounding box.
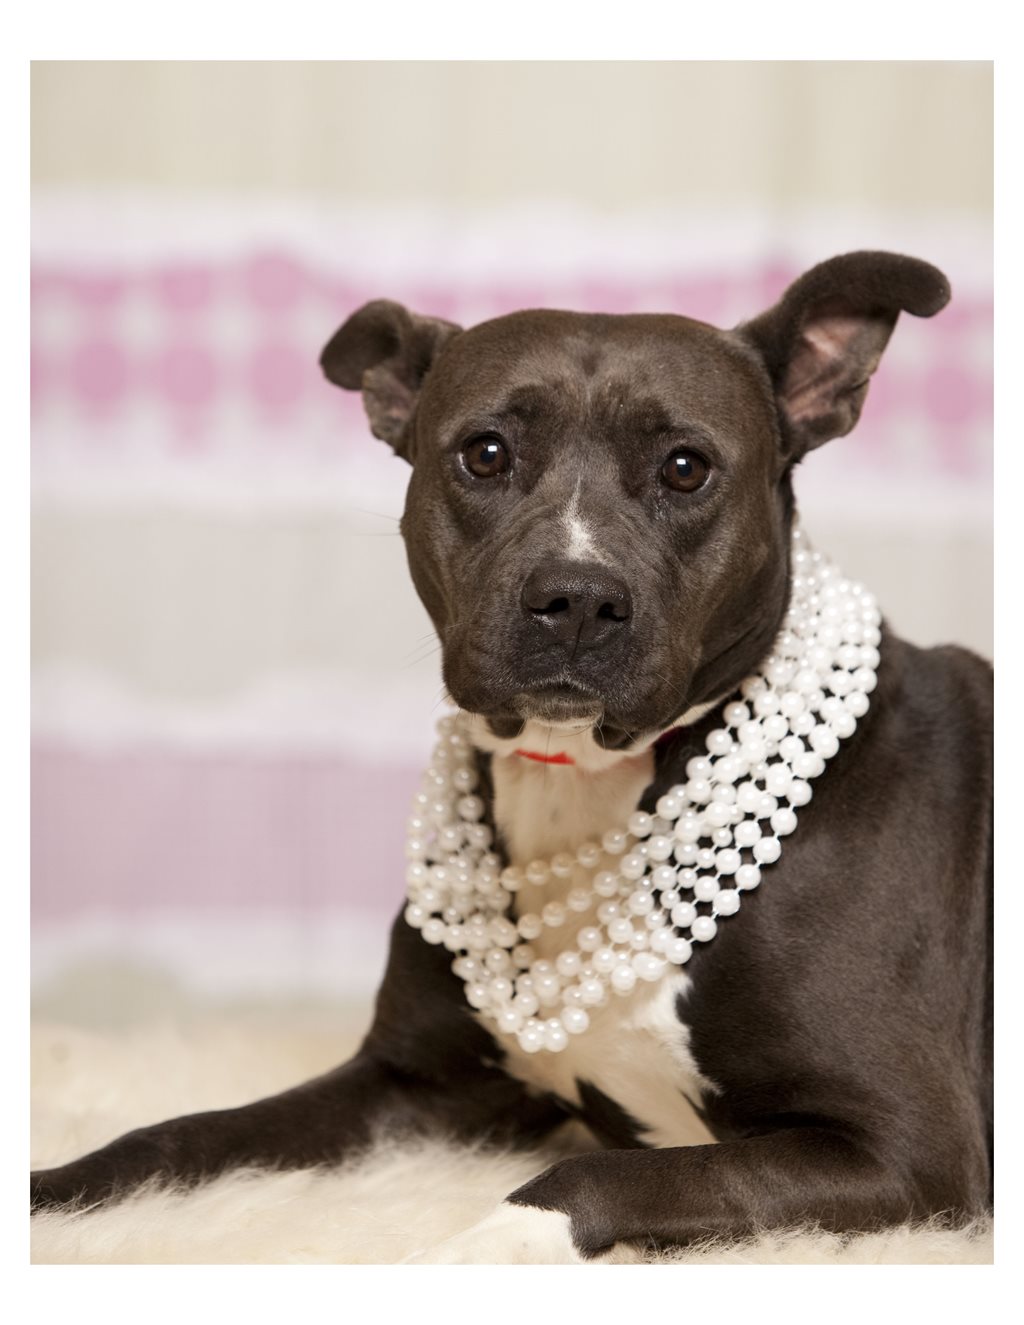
[521,561,632,649]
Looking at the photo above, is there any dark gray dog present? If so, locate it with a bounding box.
[32,252,991,1262]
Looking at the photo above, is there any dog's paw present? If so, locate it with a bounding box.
[402,1202,585,1264]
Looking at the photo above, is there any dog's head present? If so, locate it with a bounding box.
[321,252,949,754]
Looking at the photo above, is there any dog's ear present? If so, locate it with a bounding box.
[737,252,950,460]
[320,300,462,462]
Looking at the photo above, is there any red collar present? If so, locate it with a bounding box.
[513,748,576,765]
[513,726,681,766]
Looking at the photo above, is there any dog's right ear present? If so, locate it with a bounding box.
[320,300,462,462]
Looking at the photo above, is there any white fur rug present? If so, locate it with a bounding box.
[31,1013,993,1264]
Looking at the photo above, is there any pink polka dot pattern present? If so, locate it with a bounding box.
[29,249,992,483]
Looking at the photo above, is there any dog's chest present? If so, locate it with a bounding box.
[483,751,716,1148]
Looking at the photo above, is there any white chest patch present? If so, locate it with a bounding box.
[475,729,718,1149]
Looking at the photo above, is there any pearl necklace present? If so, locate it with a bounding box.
[403,527,881,1055]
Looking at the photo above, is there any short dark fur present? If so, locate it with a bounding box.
[32,252,992,1259]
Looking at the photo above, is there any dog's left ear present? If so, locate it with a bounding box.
[320,300,462,463]
[737,251,951,459]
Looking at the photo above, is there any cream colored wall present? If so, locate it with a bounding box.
[32,61,992,215]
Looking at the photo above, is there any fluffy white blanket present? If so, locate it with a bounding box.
[30,1014,992,1264]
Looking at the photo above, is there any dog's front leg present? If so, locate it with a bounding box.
[32,912,570,1213]
[409,1127,957,1262]
[30,1054,421,1211]
[499,1130,970,1258]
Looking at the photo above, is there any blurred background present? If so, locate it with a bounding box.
[31,61,992,1033]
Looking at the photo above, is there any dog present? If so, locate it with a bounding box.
[31,251,992,1262]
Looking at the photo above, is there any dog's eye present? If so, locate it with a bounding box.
[463,434,510,478]
[661,449,710,493]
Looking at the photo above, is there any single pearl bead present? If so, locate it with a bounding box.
[496,1007,523,1035]
[517,913,543,940]
[562,1006,590,1035]
[452,766,478,793]
[765,764,793,797]
[651,865,678,891]
[542,901,567,928]
[619,851,647,881]
[457,795,484,821]
[567,887,592,913]
[852,667,877,693]
[713,888,741,916]
[406,861,430,887]
[793,751,824,780]
[465,981,490,1008]
[788,779,812,807]
[422,917,446,944]
[526,859,550,886]
[646,834,675,862]
[602,828,628,855]
[610,964,637,995]
[500,866,524,892]
[734,819,762,848]
[577,926,603,952]
[706,801,732,829]
[763,714,789,742]
[845,690,870,718]
[686,756,712,780]
[592,946,618,974]
[808,725,840,758]
[511,991,539,1018]
[674,815,703,844]
[771,807,798,836]
[534,972,562,1004]
[628,889,656,916]
[753,689,781,717]
[404,903,427,929]
[705,728,732,757]
[664,937,693,964]
[691,916,718,942]
[488,917,518,947]
[723,701,750,727]
[608,916,635,944]
[753,836,782,864]
[671,900,698,928]
[512,944,536,969]
[579,977,606,1006]
[628,811,654,838]
[555,950,583,979]
[576,841,603,868]
[550,852,575,878]
[632,952,665,982]
[716,847,742,875]
[518,1023,545,1053]
[736,863,762,890]
[659,888,681,910]
[674,842,699,866]
[694,877,720,903]
[656,793,684,821]
[466,821,492,853]
[593,870,620,897]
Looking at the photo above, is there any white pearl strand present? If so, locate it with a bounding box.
[403,527,881,1055]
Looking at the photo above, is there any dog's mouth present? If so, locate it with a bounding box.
[482,683,602,741]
